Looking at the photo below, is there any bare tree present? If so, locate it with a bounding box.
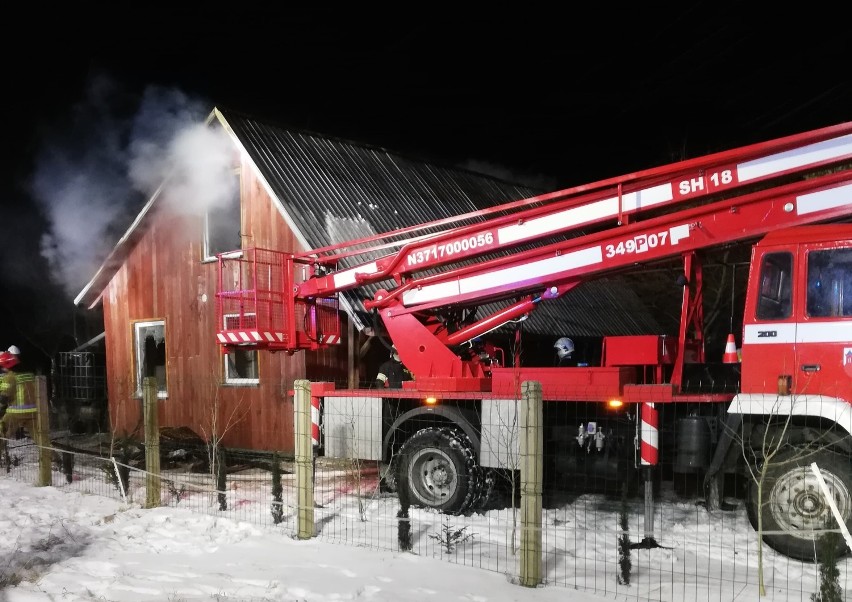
[481,398,522,554]
[198,381,250,510]
[736,390,852,596]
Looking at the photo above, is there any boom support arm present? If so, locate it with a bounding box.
[216,123,852,371]
[297,123,852,299]
[374,172,852,314]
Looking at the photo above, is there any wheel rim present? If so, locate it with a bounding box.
[769,466,852,539]
[407,447,458,507]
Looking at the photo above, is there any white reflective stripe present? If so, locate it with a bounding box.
[497,183,674,246]
[402,246,603,306]
[796,183,852,215]
[737,133,852,182]
[333,261,379,289]
[744,321,851,344]
[669,224,691,244]
[403,280,460,306]
[622,184,674,211]
[728,394,852,433]
[797,322,852,343]
[375,373,388,383]
[498,198,617,244]
[220,331,289,344]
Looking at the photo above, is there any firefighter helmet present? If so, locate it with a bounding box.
[7,345,20,356]
[0,351,19,370]
[554,337,575,359]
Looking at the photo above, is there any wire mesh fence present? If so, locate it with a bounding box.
[2,374,852,601]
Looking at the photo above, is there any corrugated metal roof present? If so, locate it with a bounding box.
[219,108,662,337]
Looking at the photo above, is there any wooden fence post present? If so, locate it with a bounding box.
[34,376,51,487]
[519,380,543,587]
[294,379,315,539]
[143,376,161,508]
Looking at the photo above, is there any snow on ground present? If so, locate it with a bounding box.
[0,436,848,601]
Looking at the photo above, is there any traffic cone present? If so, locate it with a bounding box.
[722,333,739,363]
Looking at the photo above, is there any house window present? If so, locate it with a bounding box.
[204,170,242,260]
[224,313,259,385]
[133,320,167,398]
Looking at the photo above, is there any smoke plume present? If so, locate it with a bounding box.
[29,73,235,302]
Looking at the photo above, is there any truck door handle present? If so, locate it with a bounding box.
[801,364,821,373]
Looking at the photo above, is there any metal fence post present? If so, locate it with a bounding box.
[519,380,543,587]
[143,376,161,508]
[34,376,51,486]
[294,379,315,538]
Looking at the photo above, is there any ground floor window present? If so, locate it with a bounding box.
[225,347,259,385]
[133,320,167,398]
[223,313,259,385]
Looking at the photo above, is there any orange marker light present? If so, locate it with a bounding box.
[424,396,438,405]
[607,399,623,409]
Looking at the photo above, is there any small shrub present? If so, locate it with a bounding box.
[101,456,131,496]
[215,446,227,511]
[61,451,75,484]
[397,475,412,551]
[429,517,476,554]
[0,570,22,587]
[617,482,632,585]
[271,451,284,524]
[165,480,187,505]
[811,532,843,602]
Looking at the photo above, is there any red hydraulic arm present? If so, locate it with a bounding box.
[297,122,852,298]
[216,123,852,376]
[372,171,852,379]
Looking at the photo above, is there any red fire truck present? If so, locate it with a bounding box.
[216,122,852,560]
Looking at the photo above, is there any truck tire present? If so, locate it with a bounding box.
[395,426,482,514]
[747,448,852,561]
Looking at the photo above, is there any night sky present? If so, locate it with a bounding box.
[2,5,850,368]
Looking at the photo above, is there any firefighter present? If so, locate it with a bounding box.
[553,337,577,367]
[0,345,21,421]
[373,346,412,389]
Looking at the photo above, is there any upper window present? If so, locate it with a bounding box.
[756,252,793,320]
[133,320,167,398]
[204,170,242,260]
[807,248,851,318]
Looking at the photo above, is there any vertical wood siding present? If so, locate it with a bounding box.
[102,145,349,453]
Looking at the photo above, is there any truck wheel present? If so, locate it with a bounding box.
[747,448,852,561]
[396,426,481,514]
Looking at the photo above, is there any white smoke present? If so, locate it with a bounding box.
[127,86,236,214]
[29,74,233,301]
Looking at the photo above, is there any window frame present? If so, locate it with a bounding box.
[807,248,851,318]
[756,252,793,321]
[203,168,243,262]
[133,319,168,399]
[222,312,260,386]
